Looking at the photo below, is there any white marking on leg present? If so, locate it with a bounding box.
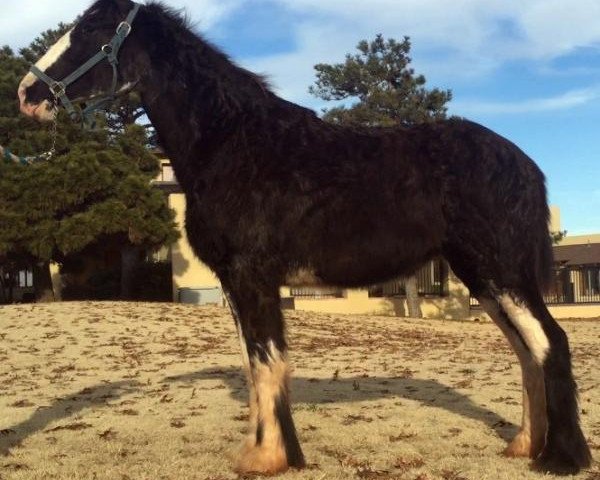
[254,341,288,447]
[236,344,289,474]
[498,294,550,365]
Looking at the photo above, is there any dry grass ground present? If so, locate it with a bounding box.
[0,302,597,480]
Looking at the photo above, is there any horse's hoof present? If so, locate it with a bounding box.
[234,440,289,476]
[504,431,532,458]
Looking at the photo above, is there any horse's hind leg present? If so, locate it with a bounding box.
[446,251,592,474]
[514,289,592,474]
[477,296,547,458]
[223,277,305,475]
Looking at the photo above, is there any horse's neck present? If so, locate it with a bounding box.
[140,39,273,186]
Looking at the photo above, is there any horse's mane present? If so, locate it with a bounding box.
[143,1,275,101]
[145,1,194,32]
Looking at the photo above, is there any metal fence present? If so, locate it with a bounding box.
[368,259,447,297]
[544,266,600,304]
[288,286,344,299]
[288,260,448,299]
[470,266,600,306]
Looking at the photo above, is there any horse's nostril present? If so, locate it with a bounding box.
[20,101,37,117]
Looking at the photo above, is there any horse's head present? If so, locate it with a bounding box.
[18,0,141,122]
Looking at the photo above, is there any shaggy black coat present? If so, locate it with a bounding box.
[21,0,591,475]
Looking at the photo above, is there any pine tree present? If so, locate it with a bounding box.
[0,27,178,302]
[310,35,451,126]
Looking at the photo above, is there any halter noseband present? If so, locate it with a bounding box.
[29,3,141,125]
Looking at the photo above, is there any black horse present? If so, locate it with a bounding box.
[18,0,592,475]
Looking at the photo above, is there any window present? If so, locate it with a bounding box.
[368,259,447,297]
[18,269,33,288]
[159,162,175,182]
[581,267,600,296]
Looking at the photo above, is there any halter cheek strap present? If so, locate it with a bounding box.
[29,3,140,124]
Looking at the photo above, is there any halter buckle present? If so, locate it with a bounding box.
[49,81,66,98]
[117,21,132,37]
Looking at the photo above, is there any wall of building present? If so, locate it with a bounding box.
[170,194,221,302]
[548,304,600,319]
[558,233,600,246]
[549,205,561,234]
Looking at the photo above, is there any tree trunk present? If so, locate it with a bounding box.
[120,244,140,300]
[0,274,6,304]
[405,275,422,318]
[33,262,55,302]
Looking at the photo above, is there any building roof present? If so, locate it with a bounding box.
[553,243,600,266]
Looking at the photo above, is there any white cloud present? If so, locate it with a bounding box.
[0,2,88,50]
[268,0,600,62]
[235,0,600,109]
[160,0,244,30]
[452,87,600,115]
[6,1,600,72]
[242,19,364,107]
[517,0,600,59]
[0,0,244,51]
[4,0,600,114]
[5,0,600,64]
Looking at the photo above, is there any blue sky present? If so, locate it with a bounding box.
[3,0,600,234]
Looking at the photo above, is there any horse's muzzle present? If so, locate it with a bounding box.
[18,86,55,121]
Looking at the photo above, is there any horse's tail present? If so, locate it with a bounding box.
[535,206,555,294]
[493,131,555,296]
[525,167,555,295]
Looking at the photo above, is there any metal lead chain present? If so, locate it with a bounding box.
[47,111,59,160]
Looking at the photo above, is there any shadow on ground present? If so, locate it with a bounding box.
[164,367,518,442]
[0,380,139,455]
[0,368,518,456]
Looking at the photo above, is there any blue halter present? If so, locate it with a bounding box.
[29,3,140,126]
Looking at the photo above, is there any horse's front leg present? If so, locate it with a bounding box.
[225,283,305,475]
